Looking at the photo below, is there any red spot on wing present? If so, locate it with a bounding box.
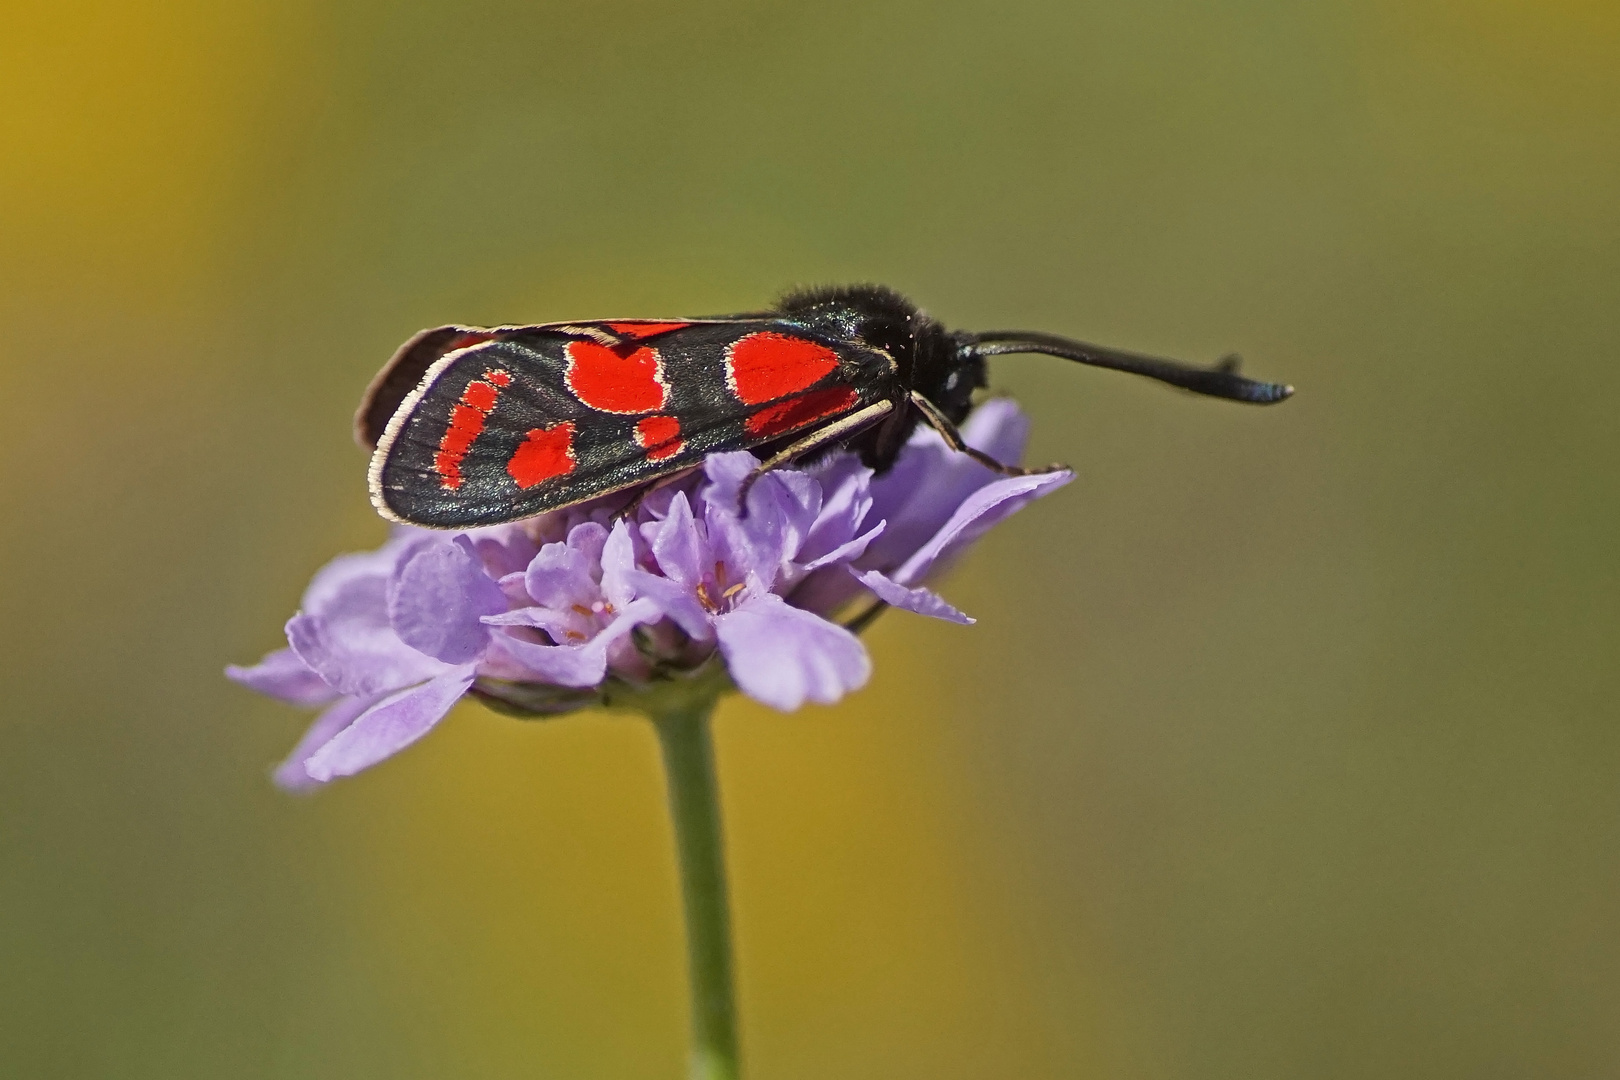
[726,333,841,405]
[744,386,860,438]
[565,340,666,414]
[605,321,691,340]
[450,332,496,352]
[442,406,484,451]
[433,369,513,490]
[507,422,577,488]
[636,415,684,461]
[462,381,499,412]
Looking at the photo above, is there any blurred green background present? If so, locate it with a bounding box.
[2,0,1617,1076]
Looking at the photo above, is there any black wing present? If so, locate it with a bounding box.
[366,319,897,528]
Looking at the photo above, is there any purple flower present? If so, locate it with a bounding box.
[228,401,1071,788]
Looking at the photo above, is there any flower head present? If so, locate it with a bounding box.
[228,401,1070,788]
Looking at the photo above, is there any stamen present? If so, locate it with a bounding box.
[565,630,586,641]
[571,604,593,616]
[603,602,615,614]
[695,581,716,612]
[714,561,728,587]
[721,583,745,599]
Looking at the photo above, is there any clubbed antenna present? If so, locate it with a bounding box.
[972,330,1294,404]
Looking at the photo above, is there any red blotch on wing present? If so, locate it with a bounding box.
[434,404,488,489]
[565,340,666,414]
[441,406,483,452]
[451,332,496,352]
[462,380,499,412]
[636,414,681,446]
[508,423,577,488]
[636,415,684,461]
[433,369,513,490]
[745,386,860,438]
[646,442,683,462]
[605,321,691,340]
[726,332,840,405]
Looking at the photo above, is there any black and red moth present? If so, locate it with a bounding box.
[357,284,1292,529]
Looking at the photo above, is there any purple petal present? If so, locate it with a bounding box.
[704,493,774,590]
[893,469,1073,585]
[798,454,875,565]
[388,536,507,664]
[476,633,557,681]
[624,570,714,640]
[272,692,380,792]
[783,563,868,620]
[761,470,823,552]
[861,399,1034,572]
[565,521,610,567]
[460,523,540,579]
[800,520,884,572]
[226,648,337,707]
[493,635,612,688]
[714,471,821,584]
[714,592,871,711]
[524,540,598,610]
[302,665,477,782]
[651,492,705,587]
[481,605,573,641]
[286,610,449,698]
[700,451,759,502]
[496,571,530,606]
[700,452,822,582]
[493,599,662,687]
[960,397,1032,466]
[299,544,410,617]
[852,569,974,625]
[598,520,640,609]
[281,534,449,697]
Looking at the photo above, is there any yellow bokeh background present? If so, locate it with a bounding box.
[2,1,1616,1076]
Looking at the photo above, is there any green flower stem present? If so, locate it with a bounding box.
[484,663,742,1079]
[653,695,740,1080]
[594,661,740,1080]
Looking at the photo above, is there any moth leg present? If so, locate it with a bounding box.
[842,599,889,635]
[908,391,1066,477]
[738,399,895,512]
